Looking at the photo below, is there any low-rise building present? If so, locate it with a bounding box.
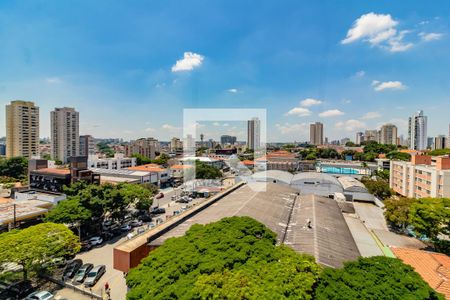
[88,153,136,170]
[29,157,100,193]
[127,164,172,188]
[390,155,450,198]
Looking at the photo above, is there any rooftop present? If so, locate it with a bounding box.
[32,168,70,175]
[0,202,48,225]
[391,247,450,299]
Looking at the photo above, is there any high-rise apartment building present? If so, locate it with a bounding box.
[355,132,364,145]
[220,135,237,146]
[80,135,96,157]
[434,135,447,150]
[380,124,398,145]
[170,137,183,151]
[247,118,261,150]
[364,130,380,143]
[125,138,160,160]
[408,110,427,150]
[51,107,79,163]
[309,122,323,146]
[5,100,40,158]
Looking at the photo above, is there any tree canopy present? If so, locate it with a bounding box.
[194,160,223,179]
[384,197,417,230]
[0,156,28,180]
[315,256,444,300]
[409,197,450,241]
[427,148,450,156]
[361,177,393,199]
[127,217,321,300]
[0,223,80,280]
[386,151,411,161]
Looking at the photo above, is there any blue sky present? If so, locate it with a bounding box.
[0,1,449,142]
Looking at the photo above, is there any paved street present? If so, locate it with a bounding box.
[54,186,207,300]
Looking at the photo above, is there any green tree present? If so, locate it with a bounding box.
[361,177,393,199]
[409,198,450,241]
[45,197,92,239]
[427,148,450,156]
[127,217,320,300]
[386,151,411,161]
[0,223,80,280]
[383,197,417,231]
[195,160,222,179]
[0,156,28,180]
[131,153,152,165]
[345,141,357,147]
[315,256,444,300]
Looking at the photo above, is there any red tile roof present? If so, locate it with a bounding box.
[391,247,450,299]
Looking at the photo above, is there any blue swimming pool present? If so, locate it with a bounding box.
[319,166,361,174]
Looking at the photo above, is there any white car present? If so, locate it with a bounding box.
[25,291,54,300]
[88,236,103,246]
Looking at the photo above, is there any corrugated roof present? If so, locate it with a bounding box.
[285,194,360,268]
[292,172,342,187]
[251,170,294,185]
[337,176,368,192]
[33,168,70,175]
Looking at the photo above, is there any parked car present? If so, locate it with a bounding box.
[129,220,143,227]
[80,241,92,252]
[25,290,54,300]
[0,280,34,299]
[62,259,83,280]
[155,192,164,199]
[136,227,145,234]
[138,214,152,222]
[84,265,106,287]
[147,222,156,229]
[120,224,132,231]
[151,207,166,215]
[88,236,103,246]
[72,263,93,284]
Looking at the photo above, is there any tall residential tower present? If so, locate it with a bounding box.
[309,122,323,146]
[51,107,80,163]
[247,118,261,150]
[408,110,427,150]
[5,100,40,158]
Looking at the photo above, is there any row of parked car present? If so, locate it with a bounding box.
[63,259,106,288]
[0,280,57,300]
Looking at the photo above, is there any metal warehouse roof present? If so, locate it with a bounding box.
[291,172,342,187]
[337,176,369,193]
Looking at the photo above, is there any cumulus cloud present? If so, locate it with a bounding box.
[276,123,308,135]
[419,32,443,42]
[361,111,381,120]
[342,13,413,52]
[336,119,366,132]
[285,107,312,117]
[300,98,322,107]
[145,127,155,133]
[372,80,406,91]
[227,88,238,93]
[171,52,204,72]
[319,109,345,118]
[212,122,221,126]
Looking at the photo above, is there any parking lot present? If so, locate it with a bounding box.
[54,186,206,299]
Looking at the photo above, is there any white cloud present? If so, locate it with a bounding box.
[342,13,413,52]
[223,123,229,127]
[145,127,155,133]
[161,124,180,131]
[171,52,204,72]
[285,107,312,117]
[276,123,308,135]
[372,80,406,91]
[227,88,238,93]
[342,99,352,104]
[45,77,62,84]
[212,122,221,126]
[300,98,322,107]
[361,111,381,120]
[319,109,345,118]
[419,32,443,42]
[354,70,365,78]
[336,119,366,132]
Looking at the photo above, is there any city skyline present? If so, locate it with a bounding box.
[0,2,450,141]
